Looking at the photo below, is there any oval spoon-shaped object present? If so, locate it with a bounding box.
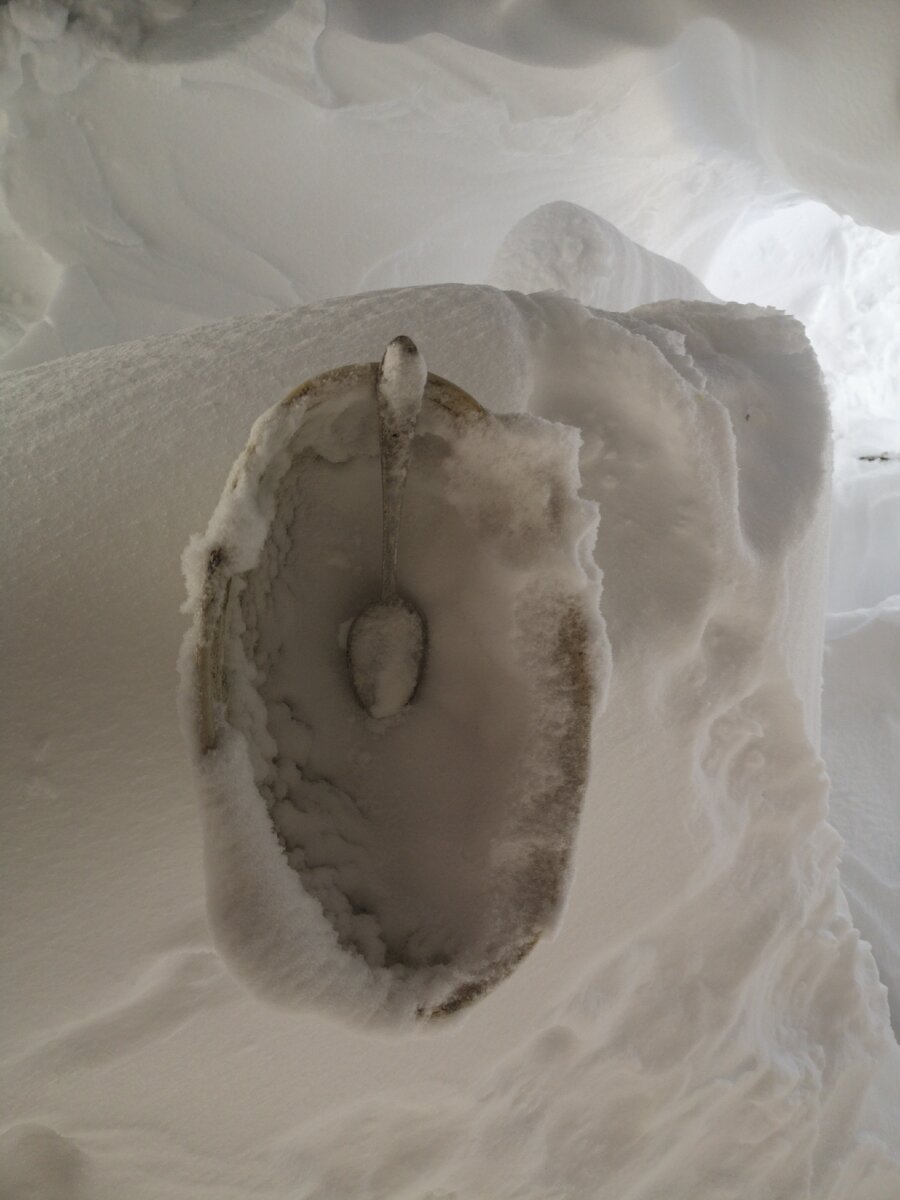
[347,336,427,718]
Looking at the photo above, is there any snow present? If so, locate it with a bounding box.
[491,201,713,309]
[706,200,900,1045]
[824,597,900,1033]
[2,0,900,1195]
[4,280,898,1194]
[349,336,429,721]
[376,333,427,422]
[325,0,900,231]
[346,599,425,720]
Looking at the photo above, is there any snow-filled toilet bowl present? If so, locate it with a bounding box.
[180,348,604,1025]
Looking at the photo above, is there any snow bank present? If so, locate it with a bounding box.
[2,0,898,1189]
[3,282,898,1195]
[824,597,900,1033]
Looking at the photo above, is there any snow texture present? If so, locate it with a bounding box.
[491,201,713,309]
[2,0,899,1192]
[4,281,898,1195]
[347,599,425,719]
[327,0,900,231]
[0,0,294,85]
[2,3,899,371]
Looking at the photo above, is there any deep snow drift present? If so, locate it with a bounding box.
[4,282,899,1196]
[2,2,899,371]
[2,0,900,1196]
[3,0,898,229]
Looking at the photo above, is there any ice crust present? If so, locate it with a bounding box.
[3,282,899,1195]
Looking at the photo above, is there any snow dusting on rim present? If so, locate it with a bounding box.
[3,0,899,1193]
[180,352,603,1024]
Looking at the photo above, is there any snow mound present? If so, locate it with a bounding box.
[490,201,712,308]
[3,282,898,1194]
[0,0,294,96]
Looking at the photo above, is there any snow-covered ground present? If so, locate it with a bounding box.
[2,3,898,1197]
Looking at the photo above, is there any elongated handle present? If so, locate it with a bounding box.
[376,336,427,600]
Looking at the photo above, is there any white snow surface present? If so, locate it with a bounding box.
[346,599,425,720]
[4,282,899,1195]
[2,0,900,1195]
[491,201,714,309]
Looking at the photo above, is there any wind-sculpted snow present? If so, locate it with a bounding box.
[705,204,900,1035]
[2,0,899,375]
[2,0,899,1190]
[825,598,900,1036]
[3,283,898,1195]
[0,1124,90,1200]
[821,457,900,1035]
[491,201,712,309]
[326,0,900,231]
